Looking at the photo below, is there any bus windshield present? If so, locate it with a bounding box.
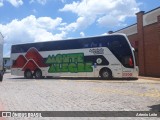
[107,35,134,68]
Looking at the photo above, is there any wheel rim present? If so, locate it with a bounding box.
[36,71,41,78]
[26,71,32,78]
[103,71,109,78]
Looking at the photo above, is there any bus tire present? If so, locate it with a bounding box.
[100,68,112,79]
[24,70,33,79]
[0,74,3,82]
[34,69,42,79]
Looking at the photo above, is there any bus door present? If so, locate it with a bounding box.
[88,62,98,77]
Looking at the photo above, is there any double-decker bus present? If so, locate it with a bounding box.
[11,33,138,79]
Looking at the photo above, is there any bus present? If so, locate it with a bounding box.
[11,33,138,79]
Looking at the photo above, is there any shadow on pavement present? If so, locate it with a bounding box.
[149,104,160,112]
[5,70,138,81]
[9,76,138,81]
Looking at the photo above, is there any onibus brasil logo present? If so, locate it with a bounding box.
[46,53,93,73]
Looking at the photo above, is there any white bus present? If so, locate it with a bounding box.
[11,34,138,79]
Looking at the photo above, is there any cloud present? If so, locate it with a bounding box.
[80,32,85,37]
[0,0,23,7]
[102,33,108,35]
[59,16,95,32]
[60,0,66,3]
[7,0,23,7]
[29,0,47,5]
[0,15,66,57]
[97,15,127,27]
[37,17,62,30]
[59,0,139,31]
[29,0,66,5]
[0,0,3,7]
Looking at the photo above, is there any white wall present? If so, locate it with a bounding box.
[115,24,137,36]
[143,8,160,26]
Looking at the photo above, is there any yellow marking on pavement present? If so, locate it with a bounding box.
[32,78,160,98]
[74,79,160,83]
[92,88,160,98]
[146,83,160,97]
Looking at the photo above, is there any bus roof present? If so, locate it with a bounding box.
[11,33,126,46]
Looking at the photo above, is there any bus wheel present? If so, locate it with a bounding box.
[0,74,3,82]
[24,70,33,79]
[100,68,112,79]
[34,69,42,79]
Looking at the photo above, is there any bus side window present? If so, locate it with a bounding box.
[91,42,98,48]
[99,43,102,47]
[57,45,62,50]
[110,40,121,48]
[84,44,89,48]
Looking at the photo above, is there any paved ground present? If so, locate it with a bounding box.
[0,71,160,120]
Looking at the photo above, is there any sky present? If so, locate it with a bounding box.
[0,0,159,57]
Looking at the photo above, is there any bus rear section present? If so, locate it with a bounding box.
[11,34,138,79]
[106,35,138,78]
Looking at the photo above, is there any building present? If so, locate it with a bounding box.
[114,7,160,77]
[3,57,11,69]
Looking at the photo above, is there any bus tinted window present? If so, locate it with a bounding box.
[108,36,134,68]
[11,35,134,69]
